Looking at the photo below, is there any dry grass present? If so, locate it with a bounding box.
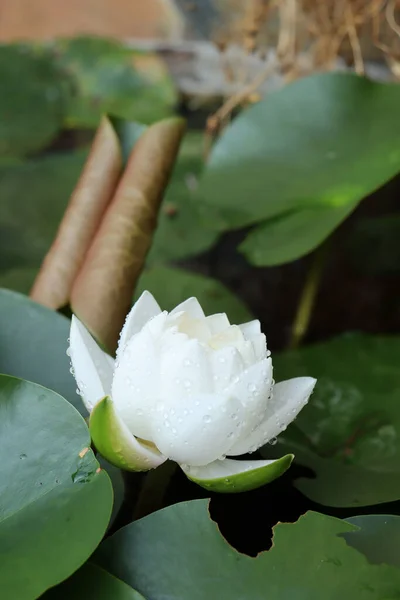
[205,0,400,138]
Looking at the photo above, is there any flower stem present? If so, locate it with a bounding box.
[289,243,328,350]
[133,461,176,521]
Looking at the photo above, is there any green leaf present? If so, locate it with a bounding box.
[136,265,252,324]
[198,73,400,263]
[94,499,400,599]
[0,150,87,290]
[183,455,293,493]
[52,36,176,127]
[0,375,113,600]
[0,288,84,415]
[0,44,65,157]
[265,333,400,507]
[147,132,219,263]
[43,563,145,599]
[0,267,38,295]
[344,515,400,569]
[240,203,354,266]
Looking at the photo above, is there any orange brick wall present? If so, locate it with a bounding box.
[0,0,179,41]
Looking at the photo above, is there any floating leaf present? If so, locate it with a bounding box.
[147,132,219,263]
[43,563,145,599]
[198,73,400,264]
[240,203,354,266]
[52,36,176,127]
[0,267,38,295]
[0,150,87,292]
[0,44,65,157]
[136,265,252,324]
[94,499,400,599]
[264,333,400,507]
[0,375,113,599]
[344,515,400,569]
[0,288,82,414]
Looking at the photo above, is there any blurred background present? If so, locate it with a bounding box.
[1,0,400,351]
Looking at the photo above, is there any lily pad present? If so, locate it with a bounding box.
[43,563,145,599]
[147,132,219,263]
[0,375,113,600]
[0,150,87,290]
[0,288,82,414]
[0,44,65,157]
[344,515,400,568]
[94,499,400,599]
[263,333,400,507]
[136,265,252,324]
[198,73,400,264]
[52,36,176,127]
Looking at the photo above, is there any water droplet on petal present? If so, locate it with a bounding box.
[136,408,143,416]
[269,437,278,446]
[203,415,212,424]
[183,358,192,367]
[19,453,27,460]
[66,348,71,357]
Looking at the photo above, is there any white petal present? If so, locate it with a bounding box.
[117,291,161,358]
[206,313,230,334]
[228,376,316,456]
[209,325,244,350]
[151,393,245,466]
[238,321,267,361]
[171,312,211,343]
[170,297,205,320]
[112,326,161,441]
[224,358,273,450]
[252,333,268,361]
[69,316,114,413]
[225,357,273,408]
[160,338,212,400]
[236,340,256,366]
[239,319,261,341]
[209,346,245,392]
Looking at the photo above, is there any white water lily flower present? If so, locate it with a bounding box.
[69,291,316,493]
